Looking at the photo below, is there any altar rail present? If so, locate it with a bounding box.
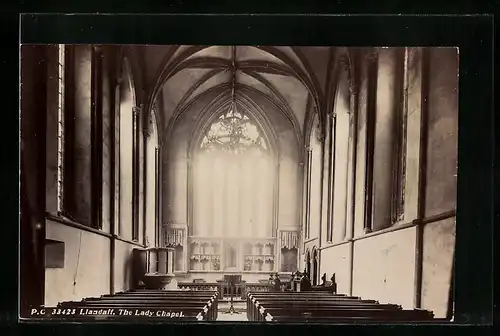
[178,282,272,299]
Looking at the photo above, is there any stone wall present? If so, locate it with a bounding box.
[313,47,458,318]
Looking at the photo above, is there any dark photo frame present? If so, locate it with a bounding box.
[6,10,494,335]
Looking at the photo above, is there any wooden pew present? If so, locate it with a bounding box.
[245,292,360,319]
[245,291,352,312]
[248,294,433,322]
[104,290,219,319]
[263,308,435,322]
[248,298,390,321]
[57,290,219,321]
[245,292,350,320]
[246,293,381,321]
[246,292,434,323]
[105,290,217,297]
[102,290,219,315]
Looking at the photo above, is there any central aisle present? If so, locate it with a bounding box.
[217,299,248,321]
[217,313,249,321]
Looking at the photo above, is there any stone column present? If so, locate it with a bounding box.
[132,106,141,240]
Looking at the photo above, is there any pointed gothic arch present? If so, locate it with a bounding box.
[188,96,279,160]
[117,55,138,107]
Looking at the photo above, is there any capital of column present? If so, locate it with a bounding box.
[132,105,142,116]
[316,128,325,143]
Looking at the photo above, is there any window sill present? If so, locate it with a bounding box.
[316,223,416,250]
[46,213,146,248]
[354,221,417,242]
[353,209,456,242]
[303,237,318,244]
[113,235,145,248]
[319,239,351,251]
[174,271,188,276]
[46,212,112,239]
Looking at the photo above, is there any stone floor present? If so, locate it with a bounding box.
[217,300,248,321]
[217,312,249,321]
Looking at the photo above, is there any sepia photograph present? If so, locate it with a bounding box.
[19,44,459,323]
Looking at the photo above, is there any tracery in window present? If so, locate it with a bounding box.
[200,107,268,154]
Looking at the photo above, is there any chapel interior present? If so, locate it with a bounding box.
[20,45,458,321]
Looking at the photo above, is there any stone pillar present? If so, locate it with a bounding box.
[132,106,141,240]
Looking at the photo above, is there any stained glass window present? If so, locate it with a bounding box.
[200,106,268,154]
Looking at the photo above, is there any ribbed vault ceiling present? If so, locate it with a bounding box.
[143,45,333,135]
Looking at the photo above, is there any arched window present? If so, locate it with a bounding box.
[200,109,268,153]
[44,44,67,216]
[330,66,351,242]
[192,106,274,239]
[60,45,103,228]
[145,109,159,247]
[365,48,408,232]
[117,58,136,240]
